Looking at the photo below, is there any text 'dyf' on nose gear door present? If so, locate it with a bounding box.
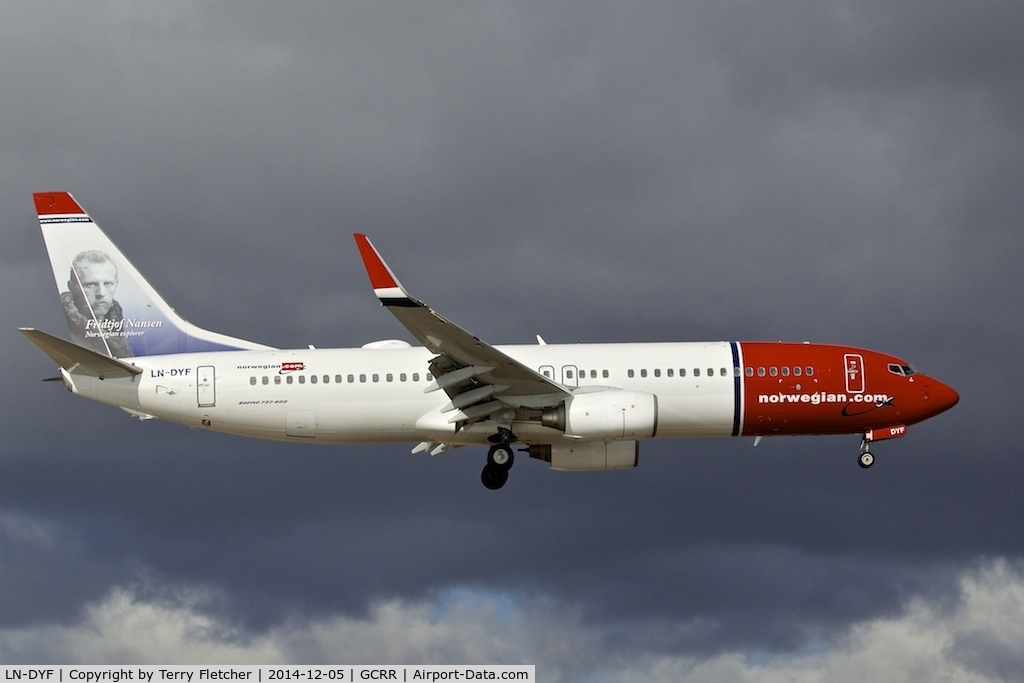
[197,365,216,407]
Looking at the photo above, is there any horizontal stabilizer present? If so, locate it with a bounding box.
[19,328,142,378]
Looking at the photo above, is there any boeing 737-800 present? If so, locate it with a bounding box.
[21,192,959,489]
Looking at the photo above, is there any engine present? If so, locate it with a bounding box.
[528,441,639,471]
[542,389,658,440]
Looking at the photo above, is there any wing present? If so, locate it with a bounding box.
[354,234,569,431]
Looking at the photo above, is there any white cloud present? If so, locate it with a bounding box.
[603,559,1024,683]
[2,559,1022,682]
[0,586,527,667]
[0,588,278,665]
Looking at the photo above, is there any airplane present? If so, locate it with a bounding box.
[21,191,959,490]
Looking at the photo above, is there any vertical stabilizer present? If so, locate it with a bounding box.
[33,191,274,358]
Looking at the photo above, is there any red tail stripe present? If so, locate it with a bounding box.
[33,191,85,216]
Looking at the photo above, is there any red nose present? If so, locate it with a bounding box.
[925,379,959,416]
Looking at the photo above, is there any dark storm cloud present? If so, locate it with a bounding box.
[1,0,1022,670]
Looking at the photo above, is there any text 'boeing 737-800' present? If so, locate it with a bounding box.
[21,192,959,489]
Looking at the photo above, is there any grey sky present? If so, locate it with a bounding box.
[2,2,1022,680]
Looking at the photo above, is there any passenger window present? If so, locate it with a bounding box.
[287,375,294,385]
[359,374,366,383]
[262,376,269,385]
[310,375,318,384]
[413,373,420,382]
[719,368,726,377]
[654,369,661,378]
[806,366,814,376]
[640,369,648,378]
[591,370,597,379]
[694,368,701,377]
[323,375,329,383]
[335,375,342,383]
[781,367,790,377]
[400,373,407,382]
[566,370,574,379]
[769,367,778,377]
[249,376,257,386]
[543,369,551,378]
[372,374,379,382]
[274,376,281,385]
[667,369,674,378]
[734,367,741,377]
[347,374,354,383]
[793,366,801,377]
[746,367,754,377]
[386,373,393,382]
[299,376,306,385]
[628,369,635,378]
[426,373,433,381]
[680,368,687,377]
[757,367,766,377]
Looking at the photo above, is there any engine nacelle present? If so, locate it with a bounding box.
[528,441,639,471]
[542,389,658,440]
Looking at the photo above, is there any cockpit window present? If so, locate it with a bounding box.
[888,363,918,377]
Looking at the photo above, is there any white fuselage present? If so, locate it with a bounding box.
[69,341,739,446]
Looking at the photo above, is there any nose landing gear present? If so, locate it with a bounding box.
[858,437,874,469]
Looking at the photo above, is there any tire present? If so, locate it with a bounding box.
[487,444,515,470]
[481,464,509,490]
[858,451,875,469]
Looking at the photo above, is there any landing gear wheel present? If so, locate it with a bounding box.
[484,429,517,489]
[487,444,515,470]
[481,464,509,490]
[858,451,875,469]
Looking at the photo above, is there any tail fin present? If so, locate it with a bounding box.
[33,192,274,358]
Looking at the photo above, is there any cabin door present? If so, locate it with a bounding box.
[844,354,865,394]
[197,365,216,407]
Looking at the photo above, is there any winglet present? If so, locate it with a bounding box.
[354,234,414,304]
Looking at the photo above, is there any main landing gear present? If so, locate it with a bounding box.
[858,437,874,469]
[481,429,517,490]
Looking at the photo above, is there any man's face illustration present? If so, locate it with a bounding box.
[74,260,118,316]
